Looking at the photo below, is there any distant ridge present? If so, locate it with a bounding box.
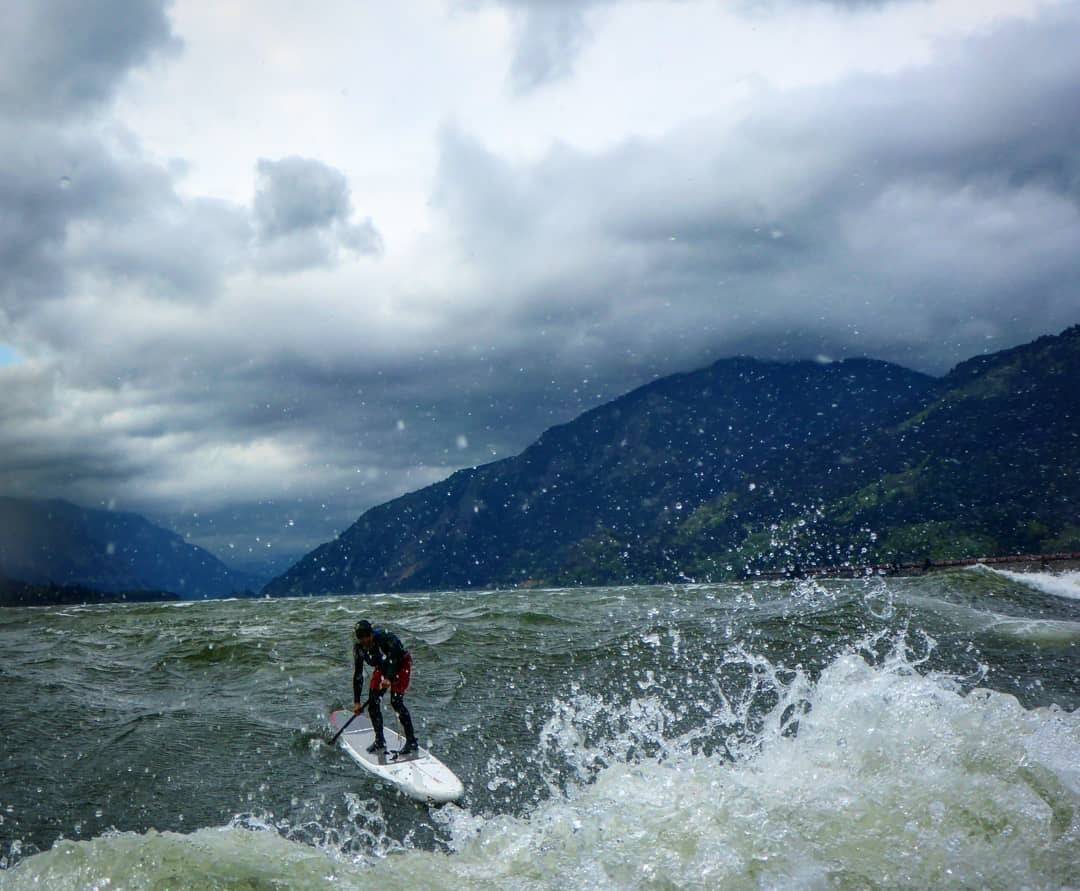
[754,552,1080,580]
[0,497,261,600]
[0,574,182,608]
[266,325,1080,595]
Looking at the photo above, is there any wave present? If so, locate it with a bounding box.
[987,616,1080,643]
[0,822,369,891]
[894,592,1080,643]
[988,568,1080,601]
[5,635,1077,890]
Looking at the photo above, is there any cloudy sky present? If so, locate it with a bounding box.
[1,0,1077,574]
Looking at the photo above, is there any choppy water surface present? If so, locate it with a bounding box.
[1,567,1077,889]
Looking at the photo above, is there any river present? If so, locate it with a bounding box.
[1,567,1077,888]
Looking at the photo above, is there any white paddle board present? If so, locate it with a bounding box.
[329,709,464,804]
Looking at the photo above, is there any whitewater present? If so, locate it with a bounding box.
[1,570,1077,889]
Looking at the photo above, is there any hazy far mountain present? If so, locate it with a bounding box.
[0,497,262,600]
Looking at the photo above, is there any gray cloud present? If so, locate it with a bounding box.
[0,0,178,120]
[0,5,388,565]
[747,0,915,8]
[0,121,250,314]
[253,156,382,271]
[505,1,608,93]
[433,5,1080,376]
[478,0,917,93]
[461,0,613,93]
[1,1,1078,571]
[255,157,351,238]
[0,0,242,315]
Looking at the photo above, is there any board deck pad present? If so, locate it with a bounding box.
[329,709,464,804]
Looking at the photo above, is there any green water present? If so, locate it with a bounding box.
[1,568,1078,889]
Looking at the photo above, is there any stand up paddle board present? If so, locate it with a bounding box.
[329,709,464,804]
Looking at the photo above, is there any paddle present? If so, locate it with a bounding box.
[327,700,367,746]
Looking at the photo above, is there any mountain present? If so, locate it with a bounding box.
[0,497,262,600]
[267,325,1079,596]
[264,352,934,594]
[667,325,1080,577]
[0,575,181,608]
[821,327,1079,560]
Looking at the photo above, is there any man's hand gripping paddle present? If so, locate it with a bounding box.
[327,699,368,746]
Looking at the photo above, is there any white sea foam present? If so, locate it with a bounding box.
[991,568,1080,601]
[420,641,1080,889]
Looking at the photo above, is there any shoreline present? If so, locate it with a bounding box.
[754,552,1080,581]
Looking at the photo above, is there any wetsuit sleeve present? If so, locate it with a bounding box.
[352,643,364,703]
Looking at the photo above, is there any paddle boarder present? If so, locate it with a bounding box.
[353,620,419,756]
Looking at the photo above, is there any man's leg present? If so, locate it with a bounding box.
[366,687,386,752]
[390,691,417,753]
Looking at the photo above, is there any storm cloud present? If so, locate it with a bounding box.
[479,0,923,93]
[0,0,1076,570]
[434,5,1080,372]
[504,0,612,93]
[0,0,178,120]
[254,157,382,271]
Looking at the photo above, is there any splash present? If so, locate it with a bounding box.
[3,600,1077,890]
[419,637,1080,888]
[5,640,1077,889]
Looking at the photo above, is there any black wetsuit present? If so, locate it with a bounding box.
[353,628,416,749]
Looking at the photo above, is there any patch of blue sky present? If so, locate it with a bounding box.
[0,344,21,366]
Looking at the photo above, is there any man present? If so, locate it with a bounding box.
[353,619,419,756]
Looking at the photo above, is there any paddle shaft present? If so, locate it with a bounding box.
[328,700,368,745]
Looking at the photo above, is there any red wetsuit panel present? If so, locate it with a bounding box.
[371,650,411,694]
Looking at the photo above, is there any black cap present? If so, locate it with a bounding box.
[354,620,373,640]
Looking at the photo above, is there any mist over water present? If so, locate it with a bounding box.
[1,571,1077,889]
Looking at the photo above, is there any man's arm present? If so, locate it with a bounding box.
[352,643,365,703]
